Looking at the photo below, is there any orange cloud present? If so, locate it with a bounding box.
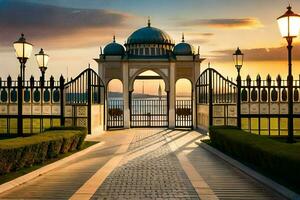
[180,18,263,29]
[211,44,300,61]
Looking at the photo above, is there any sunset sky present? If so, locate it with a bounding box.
[1,0,300,89]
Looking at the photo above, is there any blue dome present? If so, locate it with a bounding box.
[104,37,125,55]
[173,35,194,55]
[173,43,194,55]
[127,22,173,45]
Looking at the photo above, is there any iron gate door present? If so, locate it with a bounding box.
[175,100,193,128]
[130,99,168,127]
[107,99,124,128]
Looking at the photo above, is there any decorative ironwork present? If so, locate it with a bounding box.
[107,99,124,128]
[240,74,300,135]
[64,68,105,134]
[130,99,168,127]
[0,74,63,134]
[196,68,237,129]
[175,100,192,128]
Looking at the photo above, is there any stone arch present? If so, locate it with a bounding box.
[106,79,123,98]
[106,78,123,89]
[129,67,170,92]
[175,78,193,98]
[176,75,196,92]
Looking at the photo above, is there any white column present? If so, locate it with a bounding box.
[169,62,176,128]
[123,62,130,128]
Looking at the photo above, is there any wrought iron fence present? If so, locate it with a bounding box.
[130,99,168,127]
[196,68,237,130]
[240,74,300,135]
[0,75,63,135]
[0,68,104,135]
[107,99,124,128]
[175,100,192,128]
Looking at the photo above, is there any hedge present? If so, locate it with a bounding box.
[209,126,300,192]
[0,127,87,175]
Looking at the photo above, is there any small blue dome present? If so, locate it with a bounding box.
[104,36,125,55]
[173,34,194,55]
[127,20,173,45]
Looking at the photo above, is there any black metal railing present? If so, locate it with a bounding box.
[196,67,300,136]
[130,99,168,127]
[240,74,300,135]
[0,75,63,135]
[64,68,105,134]
[107,99,124,128]
[175,100,192,128]
[196,68,237,129]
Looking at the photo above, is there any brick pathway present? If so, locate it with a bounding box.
[0,129,286,200]
[91,129,199,199]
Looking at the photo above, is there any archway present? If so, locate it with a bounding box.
[130,70,168,127]
[107,79,124,128]
[175,78,193,128]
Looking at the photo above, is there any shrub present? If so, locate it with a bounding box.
[209,126,300,192]
[0,127,87,175]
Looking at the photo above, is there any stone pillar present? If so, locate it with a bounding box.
[193,62,201,129]
[169,62,176,128]
[123,62,130,128]
[192,83,197,129]
[98,61,106,131]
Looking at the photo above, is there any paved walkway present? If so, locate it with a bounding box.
[0,129,285,200]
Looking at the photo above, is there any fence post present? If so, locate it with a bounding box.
[87,69,92,134]
[40,76,44,132]
[60,75,65,127]
[208,69,213,127]
[237,72,242,129]
[17,76,23,136]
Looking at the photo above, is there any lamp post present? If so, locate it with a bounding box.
[35,48,49,81]
[277,5,300,143]
[233,47,244,129]
[13,34,33,82]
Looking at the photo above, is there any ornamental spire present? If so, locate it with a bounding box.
[113,35,116,43]
[148,16,151,27]
[181,33,185,42]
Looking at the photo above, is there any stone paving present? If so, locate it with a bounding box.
[92,129,199,199]
[0,129,286,200]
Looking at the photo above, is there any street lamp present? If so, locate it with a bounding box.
[233,47,244,129]
[35,48,49,80]
[277,5,300,143]
[13,33,33,81]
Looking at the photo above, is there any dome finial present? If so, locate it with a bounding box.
[113,35,116,43]
[181,33,185,42]
[148,16,151,27]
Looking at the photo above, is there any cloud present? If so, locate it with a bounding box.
[180,18,263,29]
[0,0,138,49]
[211,44,300,61]
[183,32,214,44]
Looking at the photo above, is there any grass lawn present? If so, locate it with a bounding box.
[0,141,98,185]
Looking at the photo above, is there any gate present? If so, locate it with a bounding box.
[130,99,168,127]
[196,68,237,130]
[175,100,193,128]
[64,68,105,134]
[107,99,124,128]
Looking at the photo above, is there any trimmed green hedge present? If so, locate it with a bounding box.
[0,127,87,175]
[209,126,300,192]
